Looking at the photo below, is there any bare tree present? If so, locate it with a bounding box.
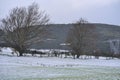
[66,18,97,59]
[1,3,50,56]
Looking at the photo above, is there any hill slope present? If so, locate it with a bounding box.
[0,23,120,52]
[32,24,120,52]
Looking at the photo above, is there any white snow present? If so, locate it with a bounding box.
[1,47,13,53]
[0,54,120,67]
[60,43,70,46]
[0,47,120,67]
[30,48,70,53]
[0,47,120,80]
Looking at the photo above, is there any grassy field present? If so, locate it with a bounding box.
[1,64,120,80]
[23,66,120,80]
[0,52,120,80]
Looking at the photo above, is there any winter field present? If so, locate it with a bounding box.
[0,48,120,80]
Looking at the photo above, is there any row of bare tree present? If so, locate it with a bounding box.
[0,3,100,58]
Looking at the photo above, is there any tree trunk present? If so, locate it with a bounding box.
[73,55,75,59]
[76,54,80,58]
[54,53,57,57]
[19,51,24,56]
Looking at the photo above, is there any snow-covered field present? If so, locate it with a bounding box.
[0,48,120,80]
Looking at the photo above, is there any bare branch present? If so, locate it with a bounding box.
[1,3,50,56]
[66,18,97,58]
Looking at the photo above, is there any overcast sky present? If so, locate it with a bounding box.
[0,0,120,25]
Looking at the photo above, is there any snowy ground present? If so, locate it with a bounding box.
[0,48,120,80]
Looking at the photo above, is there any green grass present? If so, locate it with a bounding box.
[1,65,120,80]
[20,66,120,80]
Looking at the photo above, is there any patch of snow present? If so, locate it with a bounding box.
[1,47,13,52]
[46,38,56,41]
[0,48,120,80]
[30,48,70,53]
[0,47,13,55]
[0,47,120,67]
[60,43,70,46]
[0,55,120,67]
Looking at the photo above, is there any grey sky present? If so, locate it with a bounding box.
[0,0,120,25]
